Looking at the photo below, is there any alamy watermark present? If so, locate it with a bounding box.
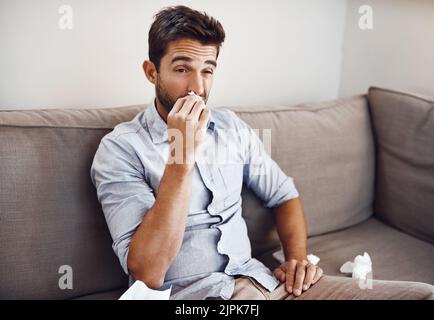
[358,5,373,30]
[58,4,73,30]
[58,265,73,290]
[167,127,272,176]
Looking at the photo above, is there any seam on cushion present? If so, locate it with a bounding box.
[0,124,117,130]
[0,105,145,112]
[0,95,369,130]
[369,86,434,103]
[232,95,368,114]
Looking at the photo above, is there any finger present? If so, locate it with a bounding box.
[197,107,210,131]
[285,259,297,294]
[187,100,205,122]
[273,268,286,283]
[178,96,202,116]
[303,264,316,291]
[168,97,187,116]
[312,267,323,284]
[293,261,307,296]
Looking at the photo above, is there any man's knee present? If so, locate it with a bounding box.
[292,275,434,300]
[413,282,434,300]
[357,278,434,300]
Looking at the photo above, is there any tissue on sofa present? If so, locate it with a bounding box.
[340,252,372,280]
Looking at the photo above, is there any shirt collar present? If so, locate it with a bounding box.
[145,98,216,144]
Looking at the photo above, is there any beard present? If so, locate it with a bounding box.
[156,76,177,114]
[155,74,208,114]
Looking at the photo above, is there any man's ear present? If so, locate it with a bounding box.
[143,60,157,85]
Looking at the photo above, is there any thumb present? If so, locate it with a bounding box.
[274,267,286,282]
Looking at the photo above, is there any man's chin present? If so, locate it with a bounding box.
[156,97,175,114]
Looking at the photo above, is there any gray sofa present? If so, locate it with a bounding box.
[1,86,433,299]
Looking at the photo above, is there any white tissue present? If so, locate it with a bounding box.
[307,254,320,265]
[118,280,171,300]
[339,252,372,280]
[187,91,204,101]
[272,249,320,265]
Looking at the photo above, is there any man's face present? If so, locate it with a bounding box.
[154,38,218,113]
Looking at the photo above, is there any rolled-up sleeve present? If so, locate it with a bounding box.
[233,114,299,208]
[90,134,155,274]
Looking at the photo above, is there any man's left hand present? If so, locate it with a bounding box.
[273,259,323,296]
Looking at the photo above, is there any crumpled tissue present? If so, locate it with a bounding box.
[339,252,372,280]
[272,249,320,266]
[118,280,171,300]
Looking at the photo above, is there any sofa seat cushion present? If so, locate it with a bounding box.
[258,217,434,285]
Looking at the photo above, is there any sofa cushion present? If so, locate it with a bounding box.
[236,96,376,256]
[259,217,434,285]
[368,87,434,244]
[0,106,144,299]
[73,287,126,300]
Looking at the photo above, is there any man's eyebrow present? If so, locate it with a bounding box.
[205,59,217,68]
[171,56,217,68]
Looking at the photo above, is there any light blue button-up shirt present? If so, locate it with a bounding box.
[90,99,299,299]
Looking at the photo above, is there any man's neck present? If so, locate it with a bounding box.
[154,98,168,123]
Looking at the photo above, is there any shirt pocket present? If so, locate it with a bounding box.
[217,164,243,207]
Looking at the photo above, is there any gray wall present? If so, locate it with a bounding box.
[340,0,434,97]
[0,0,347,109]
[2,0,432,110]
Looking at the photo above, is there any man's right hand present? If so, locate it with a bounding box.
[167,94,210,169]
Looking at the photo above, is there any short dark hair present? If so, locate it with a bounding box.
[148,5,226,72]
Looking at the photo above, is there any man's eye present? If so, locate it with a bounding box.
[176,68,187,73]
[204,70,214,75]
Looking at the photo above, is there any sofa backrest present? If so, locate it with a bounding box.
[368,87,434,244]
[237,96,375,256]
[0,95,375,299]
[0,106,142,299]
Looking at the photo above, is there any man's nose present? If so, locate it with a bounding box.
[188,73,205,98]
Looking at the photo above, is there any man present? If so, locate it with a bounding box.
[91,5,433,300]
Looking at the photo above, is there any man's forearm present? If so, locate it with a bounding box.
[127,164,193,288]
[273,197,308,261]
[127,93,210,288]
[273,197,324,296]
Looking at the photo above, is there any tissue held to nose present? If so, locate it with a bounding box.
[187,91,204,101]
